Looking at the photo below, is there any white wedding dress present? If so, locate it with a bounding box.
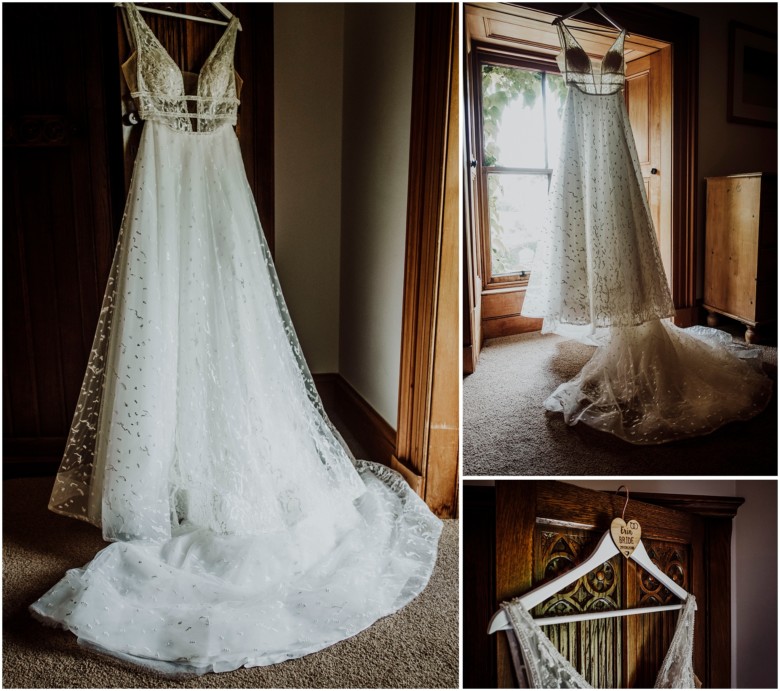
[501,595,698,688]
[522,20,772,444]
[30,3,441,674]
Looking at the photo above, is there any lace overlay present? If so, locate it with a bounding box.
[120,3,240,132]
[502,595,697,689]
[544,321,773,444]
[33,2,442,673]
[523,23,673,335]
[48,123,366,540]
[521,19,772,443]
[555,22,626,96]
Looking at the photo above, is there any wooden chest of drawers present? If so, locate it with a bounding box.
[703,172,777,343]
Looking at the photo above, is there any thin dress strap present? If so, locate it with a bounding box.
[120,3,145,52]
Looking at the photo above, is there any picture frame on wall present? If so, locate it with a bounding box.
[728,21,777,127]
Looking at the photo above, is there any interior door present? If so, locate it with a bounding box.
[462,39,482,374]
[625,46,673,286]
[464,481,739,689]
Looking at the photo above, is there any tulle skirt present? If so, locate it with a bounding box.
[522,89,675,335]
[31,121,442,672]
[523,89,772,443]
[544,320,772,444]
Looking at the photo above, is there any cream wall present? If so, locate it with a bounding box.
[339,4,416,428]
[274,5,415,428]
[274,5,344,373]
[660,3,777,298]
[733,480,778,690]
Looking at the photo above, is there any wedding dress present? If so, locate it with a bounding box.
[500,595,697,688]
[29,3,441,674]
[522,20,772,444]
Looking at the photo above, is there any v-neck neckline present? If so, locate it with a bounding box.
[504,595,695,688]
[558,19,626,73]
[130,2,238,95]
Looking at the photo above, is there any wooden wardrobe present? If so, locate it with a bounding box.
[464,481,742,688]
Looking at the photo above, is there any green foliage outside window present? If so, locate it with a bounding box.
[481,64,567,276]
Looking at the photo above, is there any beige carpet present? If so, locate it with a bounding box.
[2,477,459,689]
[463,331,777,476]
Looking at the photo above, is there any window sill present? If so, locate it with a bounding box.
[482,283,527,295]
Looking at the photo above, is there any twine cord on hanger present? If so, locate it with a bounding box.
[615,485,629,520]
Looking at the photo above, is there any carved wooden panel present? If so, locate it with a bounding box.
[534,527,622,615]
[527,527,692,688]
[627,538,691,688]
[532,524,624,688]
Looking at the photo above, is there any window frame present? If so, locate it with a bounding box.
[472,46,564,291]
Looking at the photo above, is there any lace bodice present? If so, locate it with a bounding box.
[555,20,626,95]
[119,2,240,132]
[502,595,698,688]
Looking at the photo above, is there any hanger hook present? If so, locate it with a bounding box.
[615,485,629,521]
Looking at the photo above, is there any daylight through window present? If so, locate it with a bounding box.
[480,61,567,278]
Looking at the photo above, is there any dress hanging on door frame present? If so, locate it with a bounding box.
[30,3,442,674]
[522,21,772,444]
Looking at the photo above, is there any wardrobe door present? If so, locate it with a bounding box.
[3,4,123,474]
[464,481,738,688]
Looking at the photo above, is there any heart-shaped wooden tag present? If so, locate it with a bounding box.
[610,517,642,558]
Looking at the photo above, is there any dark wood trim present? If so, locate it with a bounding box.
[630,488,742,684]
[313,373,397,468]
[495,481,537,687]
[631,492,745,518]
[396,3,453,475]
[336,376,396,467]
[464,485,498,689]
[235,3,275,252]
[463,38,483,374]
[463,345,476,375]
[703,517,735,688]
[395,3,459,516]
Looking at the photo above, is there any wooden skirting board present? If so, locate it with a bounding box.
[313,373,397,469]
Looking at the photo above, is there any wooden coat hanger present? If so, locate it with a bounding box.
[488,486,688,632]
[553,3,625,33]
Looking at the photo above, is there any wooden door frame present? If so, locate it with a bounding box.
[463,15,483,374]
[464,481,742,688]
[463,3,700,362]
[393,3,459,517]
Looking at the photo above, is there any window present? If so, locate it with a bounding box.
[478,58,567,285]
